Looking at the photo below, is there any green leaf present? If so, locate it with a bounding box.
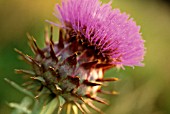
[59,103,67,114]
[56,96,67,114]
[4,78,34,98]
[40,98,59,114]
[9,97,32,114]
[32,88,49,114]
[32,100,44,114]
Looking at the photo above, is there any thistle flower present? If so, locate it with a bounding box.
[12,0,145,113]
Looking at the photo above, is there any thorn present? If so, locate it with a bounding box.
[71,93,85,102]
[27,33,37,54]
[74,102,85,114]
[15,69,35,76]
[26,55,41,67]
[85,94,109,105]
[58,29,64,48]
[111,91,119,95]
[80,60,98,69]
[49,42,58,63]
[14,48,32,64]
[34,95,39,99]
[71,93,85,103]
[83,80,102,86]
[35,87,46,99]
[55,84,62,91]
[97,90,119,95]
[50,26,53,42]
[30,76,45,83]
[87,102,104,114]
[50,26,54,45]
[81,104,91,114]
[96,63,115,69]
[96,77,119,82]
[30,77,36,79]
[32,38,45,58]
[27,33,45,58]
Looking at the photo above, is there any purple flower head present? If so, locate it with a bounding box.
[54,0,145,67]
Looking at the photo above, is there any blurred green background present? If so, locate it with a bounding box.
[0,0,170,114]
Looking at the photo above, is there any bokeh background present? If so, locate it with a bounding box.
[0,0,170,114]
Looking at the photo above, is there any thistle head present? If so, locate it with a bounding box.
[54,0,145,67]
[14,0,145,113]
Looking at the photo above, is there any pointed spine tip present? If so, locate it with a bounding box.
[97,90,119,95]
[85,94,109,105]
[15,69,35,76]
[58,29,64,48]
[14,48,33,64]
[80,60,98,69]
[96,77,119,82]
[83,80,102,86]
[32,39,45,58]
[87,102,104,114]
[49,42,58,63]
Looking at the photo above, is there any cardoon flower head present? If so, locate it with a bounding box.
[54,0,145,67]
[13,0,145,113]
